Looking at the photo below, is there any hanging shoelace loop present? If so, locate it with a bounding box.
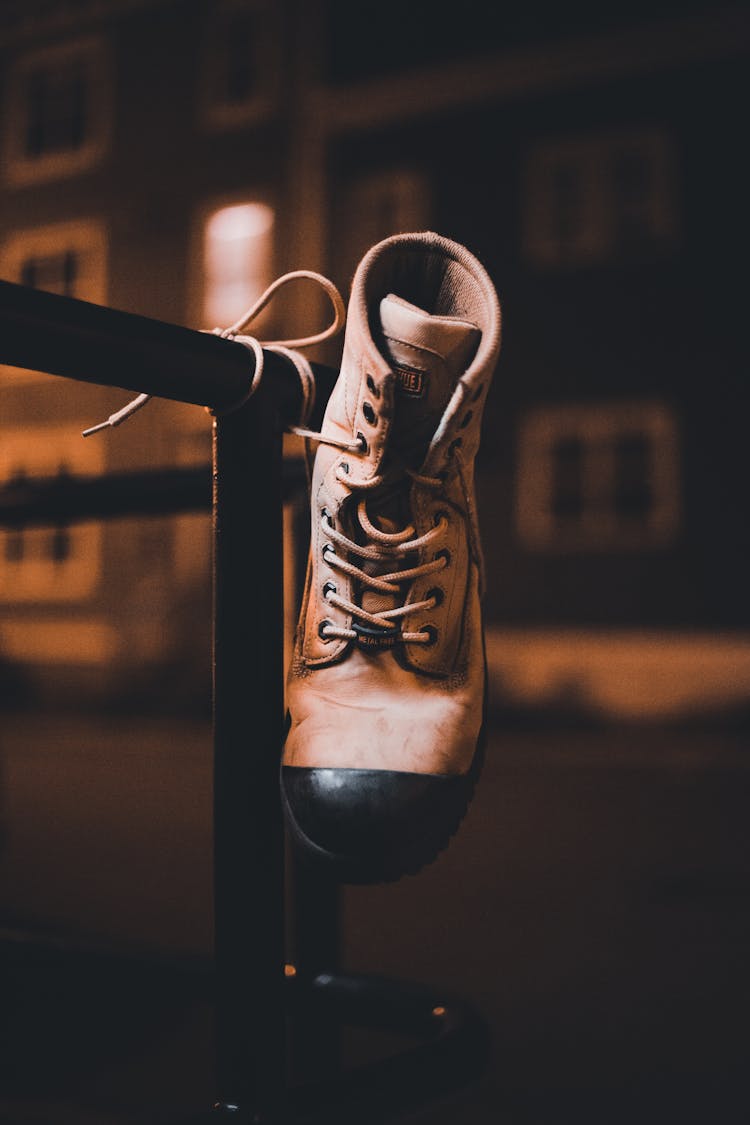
[82,270,346,437]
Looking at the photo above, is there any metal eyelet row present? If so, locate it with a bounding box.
[357,375,381,457]
[450,386,484,447]
[342,378,381,463]
[320,514,335,642]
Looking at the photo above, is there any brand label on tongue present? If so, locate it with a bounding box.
[394,363,426,398]
[353,622,401,649]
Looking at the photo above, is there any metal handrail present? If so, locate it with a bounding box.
[0,462,308,526]
[0,278,264,412]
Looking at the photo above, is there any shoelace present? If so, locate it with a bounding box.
[82,270,346,436]
[300,410,484,647]
[319,481,449,644]
[80,266,479,645]
[217,275,451,646]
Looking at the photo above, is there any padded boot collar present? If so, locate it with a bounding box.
[344,231,501,480]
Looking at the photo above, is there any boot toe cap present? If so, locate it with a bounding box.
[281,765,473,884]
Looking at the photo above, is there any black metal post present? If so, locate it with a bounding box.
[211,396,286,1122]
[285,500,343,1084]
[0,281,300,1123]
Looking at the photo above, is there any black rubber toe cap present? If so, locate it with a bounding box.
[281,766,472,884]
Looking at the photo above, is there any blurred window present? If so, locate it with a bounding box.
[516,401,679,550]
[4,529,25,564]
[523,128,678,268]
[340,168,432,288]
[20,249,79,296]
[200,0,279,129]
[48,525,72,564]
[0,225,107,648]
[0,219,108,384]
[2,36,112,186]
[201,201,275,329]
[0,438,103,604]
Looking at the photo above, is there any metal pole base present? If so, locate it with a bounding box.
[175,1107,255,1123]
[175,1108,250,1123]
[171,970,489,1125]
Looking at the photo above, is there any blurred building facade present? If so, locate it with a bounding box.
[0,0,748,720]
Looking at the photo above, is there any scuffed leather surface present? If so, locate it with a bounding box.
[286,568,484,775]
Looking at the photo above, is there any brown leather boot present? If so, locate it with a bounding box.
[282,231,501,882]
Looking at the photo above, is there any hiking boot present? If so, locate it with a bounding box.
[282,231,501,882]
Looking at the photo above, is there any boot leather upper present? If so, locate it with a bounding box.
[284,232,501,777]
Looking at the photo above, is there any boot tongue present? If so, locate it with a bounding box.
[378,294,480,469]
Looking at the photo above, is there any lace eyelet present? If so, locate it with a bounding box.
[356,431,368,453]
[448,437,463,455]
[339,461,350,474]
[366,374,380,399]
[323,581,337,599]
[321,507,333,527]
[318,619,334,642]
[434,510,449,527]
[472,383,484,402]
[420,625,438,646]
[460,411,473,429]
[426,587,444,608]
[322,542,334,559]
[362,401,377,425]
[435,548,451,568]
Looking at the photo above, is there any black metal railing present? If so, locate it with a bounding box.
[0,279,489,1124]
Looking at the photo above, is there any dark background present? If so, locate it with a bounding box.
[0,1,749,1122]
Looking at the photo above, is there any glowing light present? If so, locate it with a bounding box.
[206,202,274,243]
[284,963,297,978]
[203,201,275,328]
